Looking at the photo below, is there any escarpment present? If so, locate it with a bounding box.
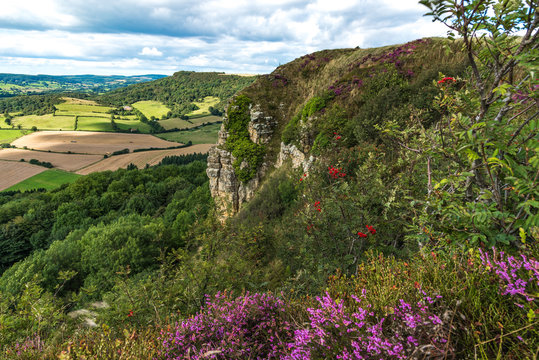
[207,38,469,218]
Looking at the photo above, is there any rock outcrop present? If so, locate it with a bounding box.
[206,104,277,218]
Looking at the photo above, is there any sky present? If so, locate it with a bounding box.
[0,0,448,76]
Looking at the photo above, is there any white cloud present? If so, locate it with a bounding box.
[139,47,163,56]
[0,0,450,75]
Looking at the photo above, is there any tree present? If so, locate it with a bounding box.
[403,0,539,246]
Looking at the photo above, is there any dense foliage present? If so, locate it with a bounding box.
[225,95,266,182]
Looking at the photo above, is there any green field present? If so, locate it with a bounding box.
[186,96,220,117]
[77,116,114,131]
[12,114,75,130]
[3,169,81,192]
[0,129,28,143]
[115,119,152,133]
[132,100,171,119]
[56,103,112,114]
[157,123,221,144]
[159,115,221,130]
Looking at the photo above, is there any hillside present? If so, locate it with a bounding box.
[0,3,537,358]
[96,71,257,118]
[0,74,165,97]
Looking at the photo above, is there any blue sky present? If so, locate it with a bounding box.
[0,0,447,75]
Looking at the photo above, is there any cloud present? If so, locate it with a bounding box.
[139,47,163,56]
[0,0,448,75]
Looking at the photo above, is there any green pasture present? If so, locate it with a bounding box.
[157,123,221,144]
[115,119,152,133]
[159,115,221,131]
[56,102,112,114]
[3,169,81,192]
[186,96,220,117]
[132,100,171,119]
[77,116,113,131]
[12,114,75,130]
[0,129,28,143]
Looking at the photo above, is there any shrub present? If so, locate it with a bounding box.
[160,292,295,359]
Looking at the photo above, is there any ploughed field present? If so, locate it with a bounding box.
[0,148,102,172]
[11,131,181,155]
[0,161,47,190]
[77,144,213,174]
[2,131,214,191]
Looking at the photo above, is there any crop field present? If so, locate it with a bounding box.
[11,131,181,155]
[56,102,112,114]
[0,148,101,171]
[187,96,220,117]
[132,100,171,119]
[158,123,221,144]
[159,115,221,130]
[0,129,28,143]
[77,144,213,175]
[77,116,114,132]
[3,169,81,192]
[61,97,99,106]
[12,114,75,130]
[0,160,47,191]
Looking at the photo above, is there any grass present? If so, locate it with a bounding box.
[77,116,114,131]
[3,169,81,192]
[56,102,112,114]
[186,96,220,117]
[132,100,171,119]
[12,114,75,130]
[115,119,152,133]
[159,115,221,131]
[157,123,221,144]
[0,129,28,143]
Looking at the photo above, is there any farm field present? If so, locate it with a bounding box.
[132,100,170,119]
[3,169,81,192]
[11,131,182,154]
[0,148,102,172]
[77,143,213,174]
[12,114,74,130]
[159,115,221,130]
[77,116,114,131]
[186,96,220,117]
[0,160,47,191]
[158,123,221,144]
[0,129,28,143]
[115,119,152,133]
[56,101,112,114]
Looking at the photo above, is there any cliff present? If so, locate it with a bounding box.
[207,38,468,217]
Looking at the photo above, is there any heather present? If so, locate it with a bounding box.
[1,0,538,359]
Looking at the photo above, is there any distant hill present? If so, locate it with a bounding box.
[96,71,257,117]
[0,73,166,97]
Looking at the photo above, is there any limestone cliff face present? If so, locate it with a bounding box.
[206,104,277,218]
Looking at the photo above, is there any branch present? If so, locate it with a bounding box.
[507,110,539,147]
